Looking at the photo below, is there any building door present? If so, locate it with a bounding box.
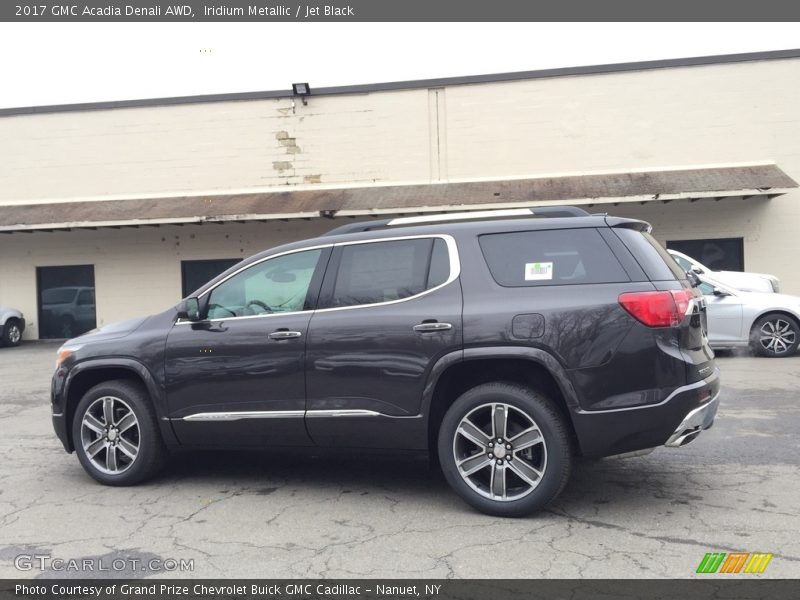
[181,259,240,298]
[666,238,744,272]
[36,265,96,339]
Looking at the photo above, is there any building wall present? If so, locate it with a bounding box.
[0,220,335,339]
[1,56,799,339]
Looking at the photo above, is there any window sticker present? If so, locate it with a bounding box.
[524,261,553,281]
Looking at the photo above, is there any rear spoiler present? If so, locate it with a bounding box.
[604,216,652,233]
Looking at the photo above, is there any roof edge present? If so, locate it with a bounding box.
[1,48,799,118]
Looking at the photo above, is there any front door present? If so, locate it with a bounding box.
[305,235,463,449]
[698,281,743,344]
[165,247,329,446]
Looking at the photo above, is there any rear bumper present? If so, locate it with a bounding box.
[664,391,719,447]
[570,367,721,457]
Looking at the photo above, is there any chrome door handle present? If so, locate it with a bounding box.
[268,330,302,340]
[413,322,452,332]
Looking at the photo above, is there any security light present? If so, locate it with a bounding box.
[292,83,311,96]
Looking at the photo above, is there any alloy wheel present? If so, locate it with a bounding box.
[80,396,140,475]
[8,325,21,344]
[759,318,796,355]
[452,402,547,502]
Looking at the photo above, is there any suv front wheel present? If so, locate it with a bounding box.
[72,380,165,485]
[437,382,572,517]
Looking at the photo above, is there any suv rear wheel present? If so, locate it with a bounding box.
[72,380,165,485]
[437,382,572,517]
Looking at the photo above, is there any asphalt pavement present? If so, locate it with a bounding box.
[0,342,798,578]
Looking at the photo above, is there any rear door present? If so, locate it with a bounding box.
[304,235,462,449]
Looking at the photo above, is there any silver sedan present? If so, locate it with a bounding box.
[697,277,800,357]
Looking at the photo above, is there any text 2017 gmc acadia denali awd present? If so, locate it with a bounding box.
[51,207,720,517]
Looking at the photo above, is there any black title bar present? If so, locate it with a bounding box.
[3,0,800,21]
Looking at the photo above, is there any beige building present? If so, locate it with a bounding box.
[1,49,798,340]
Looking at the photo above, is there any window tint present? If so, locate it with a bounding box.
[671,253,692,271]
[479,228,629,287]
[330,238,450,308]
[613,228,686,281]
[697,282,715,296]
[427,238,450,288]
[207,249,321,319]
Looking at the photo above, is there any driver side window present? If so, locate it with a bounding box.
[207,249,322,319]
[697,282,715,296]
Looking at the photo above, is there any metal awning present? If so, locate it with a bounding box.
[0,163,796,233]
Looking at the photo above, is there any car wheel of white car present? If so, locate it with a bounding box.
[750,314,799,358]
[2,320,22,347]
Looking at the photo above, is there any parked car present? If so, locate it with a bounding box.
[0,305,25,347]
[668,249,780,293]
[50,207,720,517]
[696,276,800,357]
[40,286,96,339]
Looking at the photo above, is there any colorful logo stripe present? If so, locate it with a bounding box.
[697,552,773,574]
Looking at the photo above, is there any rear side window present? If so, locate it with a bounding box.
[329,237,450,307]
[479,228,629,287]
[614,228,687,281]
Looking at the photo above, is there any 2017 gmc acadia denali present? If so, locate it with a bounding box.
[51,207,720,517]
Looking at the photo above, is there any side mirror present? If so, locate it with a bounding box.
[177,297,202,321]
[691,266,704,275]
[712,287,730,297]
[686,270,701,288]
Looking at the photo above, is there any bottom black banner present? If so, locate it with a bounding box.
[0,580,796,600]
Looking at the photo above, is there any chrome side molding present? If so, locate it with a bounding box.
[181,408,382,421]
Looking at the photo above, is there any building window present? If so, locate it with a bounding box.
[666,238,744,272]
[181,259,240,298]
[36,265,96,339]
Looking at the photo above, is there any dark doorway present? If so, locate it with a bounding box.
[37,265,96,339]
[181,259,240,298]
[666,238,744,272]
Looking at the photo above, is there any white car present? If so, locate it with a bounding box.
[0,305,26,347]
[668,249,780,293]
[697,276,800,357]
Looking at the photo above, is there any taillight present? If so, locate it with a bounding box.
[618,289,694,327]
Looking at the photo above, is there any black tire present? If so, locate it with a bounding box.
[71,380,166,485]
[2,319,23,347]
[437,382,572,517]
[749,313,799,358]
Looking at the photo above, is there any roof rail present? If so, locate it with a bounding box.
[322,206,590,236]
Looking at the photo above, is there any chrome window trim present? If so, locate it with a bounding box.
[176,234,460,324]
[316,233,460,314]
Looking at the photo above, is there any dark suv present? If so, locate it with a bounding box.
[51,207,720,517]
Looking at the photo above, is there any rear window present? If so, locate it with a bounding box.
[613,228,686,281]
[479,228,629,287]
